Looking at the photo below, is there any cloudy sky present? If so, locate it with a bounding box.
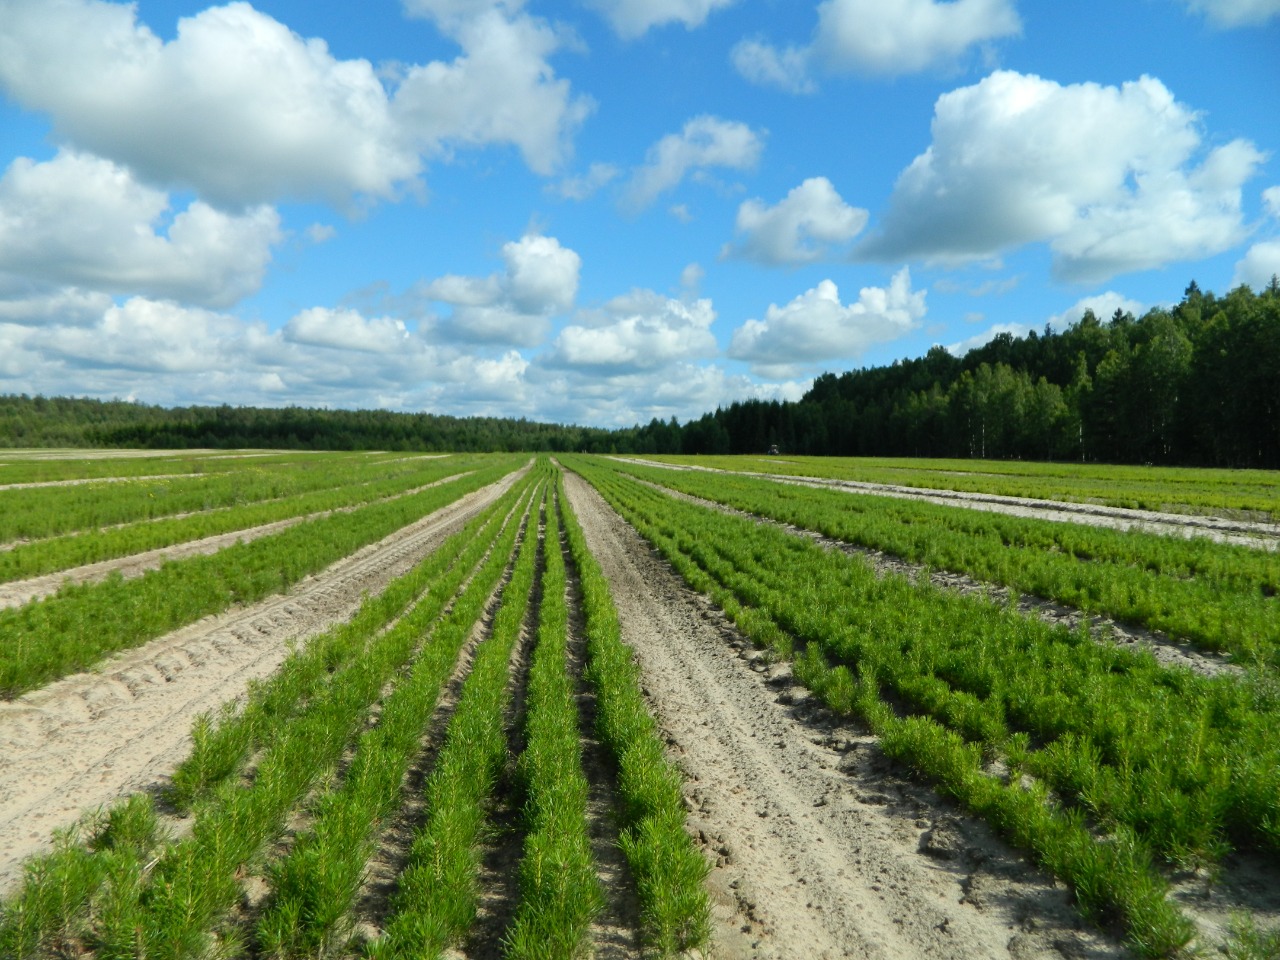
[1,0,1277,427]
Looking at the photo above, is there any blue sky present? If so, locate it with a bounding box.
[0,0,1277,428]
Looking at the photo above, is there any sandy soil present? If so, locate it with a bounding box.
[0,474,472,610]
[0,467,526,896]
[0,473,194,491]
[615,458,1280,550]
[563,470,1122,960]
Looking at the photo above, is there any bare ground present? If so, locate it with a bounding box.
[563,470,1123,960]
[0,467,527,896]
[0,473,472,610]
[613,458,1280,550]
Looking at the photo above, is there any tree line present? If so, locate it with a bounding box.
[2,278,1277,467]
[643,278,1280,468]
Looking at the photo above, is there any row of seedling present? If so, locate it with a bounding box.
[0,450,441,543]
[0,458,521,697]
[0,465,539,959]
[655,453,1280,518]
[557,470,711,953]
[575,458,1280,956]
[611,458,1280,663]
[0,454,489,586]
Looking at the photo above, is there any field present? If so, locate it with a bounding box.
[1,450,1277,959]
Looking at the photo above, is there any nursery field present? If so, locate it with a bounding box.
[1,449,1277,959]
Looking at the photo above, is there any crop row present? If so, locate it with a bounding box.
[0,457,523,697]
[0,464,538,958]
[0,455,484,585]
[0,450,368,486]
[2,459,711,958]
[649,453,1280,519]
[0,452,454,543]
[612,458,1280,664]
[570,457,1280,956]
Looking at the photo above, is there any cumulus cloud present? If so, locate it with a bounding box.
[581,0,738,39]
[622,116,765,212]
[544,289,717,373]
[0,290,541,414]
[1180,0,1280,26]
[0,151,280,307]
[0,287,113,326]
[730,39,815,94]
[1232,186,1280,288]
[728,268,926,376]
[284,308,412,354]
[724,177,868,264]
[0,0,588,207]
[393,9,593,176]
[418,234,581,346]
[734,0,1018,91]
[860,71,1262,283]
[1047,292,1145,329]
[1233,242,1280,289]
[813,0,1020,74]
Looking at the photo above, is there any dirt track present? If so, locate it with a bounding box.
[563,471,1121,960]
[0,468,526,895]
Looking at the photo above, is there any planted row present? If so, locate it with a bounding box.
[572,458,1280,955]
[0,458,522,697]
[0,451,442,543]
[613,458,1280,663]
[647,453,1280,519]
[558,470,710,954]
[504,488,602,958]
[0,469,538,959]
[0,454,478,585]
[262,477,545,957]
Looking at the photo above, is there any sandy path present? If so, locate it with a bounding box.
[0,472,194,491]
[563,471,1119,960]
[0,466,527,895]
[0,475,471,610]
[614,458,1280,550]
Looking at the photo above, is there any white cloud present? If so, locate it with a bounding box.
[0,1,417,206]
[551,163,619,201]
[730,39,815,94]
[284,308,412,354]
[735,0,1018,91]
[728,268,926,376]
[0,0,588,207]
[724,177,868,264]
[0,151,280,308]
[545,289,717,373]
[1232,242,1280,289]
[582,0,738,39]
[861,71,1262,283]
[306,223,337,244]
[1047,292,1145,330]
[1180,0,1280,27]
[945,322,1033,356]
[418,234,581,346]
[813,0,1020,75]
[0,287,113,326]
[393,9,593,176]
[623,116,765,212]
[1264,186,1280,219]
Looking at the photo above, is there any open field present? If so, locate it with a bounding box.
[2,450,1278,958]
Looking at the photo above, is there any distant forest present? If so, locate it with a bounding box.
[3,278,1278,468]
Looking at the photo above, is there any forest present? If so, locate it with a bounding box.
[3,279,1277,468]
